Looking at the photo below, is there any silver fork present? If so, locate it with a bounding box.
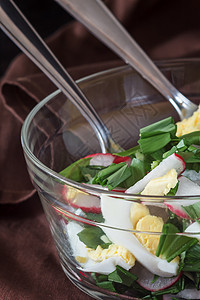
[55,0,198,120]
[0,0,123,153]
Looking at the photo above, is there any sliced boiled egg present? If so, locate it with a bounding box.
[135,215,164,255]
[185,221,200,241]
[62,220,134,275]
[130,203,150,229]
[176,105,200,136]
[100,195,179,277]
[141,169,178,196]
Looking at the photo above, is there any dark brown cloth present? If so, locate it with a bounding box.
[1,1,200,299]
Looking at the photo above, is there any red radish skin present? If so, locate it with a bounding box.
[165,176,200,219]
[132,263,181,292]
[113,155,132,165]
[174,153,186,172]
[164,202,189,219]
[60,153,130,214]
[62,184,126,214]
[62,185,101,213]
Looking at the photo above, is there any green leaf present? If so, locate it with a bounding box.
[150,148,166,161]
[106,164,131,190]
[167,182,179,196]
[181,131,200,145]
[163,146,177,159]
[77,226,111,249]
[80,165,105,182]
[93,162,132,190]
[121,158,148,188]
[59,157,91,182]
[84,212,105,223]
[182,243,200,272]
[91,272,108,283]
[138,133,171,154]
[96,281,116,292]
[108,265,137,287]
[92,162,126,186]
[140,117,176,138]
[182,201,200,220]
[176,139,188,152]
[156,223,198,262]
[113,145,140,157]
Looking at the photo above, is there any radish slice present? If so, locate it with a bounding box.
[62,183,125,214]
[163,288,200,299]
[176,287,200,299]
[165,176,200,219]
[162,295,180,300]
[132,262,181,292]
[182,169,200,185]
[84,153,131,167]
[88,153,115,167]
[126,154,185,194]
[62,185,101,213]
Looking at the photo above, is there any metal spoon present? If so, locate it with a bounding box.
[0,0,122,154]
[55,0,198,120]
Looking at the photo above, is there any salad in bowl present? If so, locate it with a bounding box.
[58,107,200,299]
[21,61,200,300]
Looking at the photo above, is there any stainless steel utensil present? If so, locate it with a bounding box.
[0,0,122,153]
[55,0,198,119]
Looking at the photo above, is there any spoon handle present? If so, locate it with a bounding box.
[0,0,118,153]
[56,0,198,119]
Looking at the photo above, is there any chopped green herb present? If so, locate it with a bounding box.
[84,212,105,223]
[96,281,116,292]
[80,165,105,182]
[140,117,176,138]
[77,226,111,249]
[156,223,198,262]
[181,131,200,145]
[167,182,179,196]
[122,158,149,189]
[108,265,137,287]
[92,162,126,186]
[138,133,171,154]
[59,157,91,182]
[106,164,131,190]
[182,201,200,220]
[113,145,140,157]
[181,243,200,272]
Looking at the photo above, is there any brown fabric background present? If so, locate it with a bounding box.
[0,0,200,299]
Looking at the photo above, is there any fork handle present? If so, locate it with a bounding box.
[56,0,198,119]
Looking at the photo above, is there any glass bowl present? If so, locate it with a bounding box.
[21,59,200,300]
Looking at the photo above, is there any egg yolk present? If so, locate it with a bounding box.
[176,105,200,136]
[141,169,178,196]
[87,244,135,267]
[130,203,150,229]
[135,215,164,255]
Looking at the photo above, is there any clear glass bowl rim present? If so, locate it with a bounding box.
[21,58,200,201]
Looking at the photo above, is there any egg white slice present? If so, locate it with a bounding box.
[101,195,179,277]
[80,256,131,275]
[63,220,131,275]
[185,221,200,241]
